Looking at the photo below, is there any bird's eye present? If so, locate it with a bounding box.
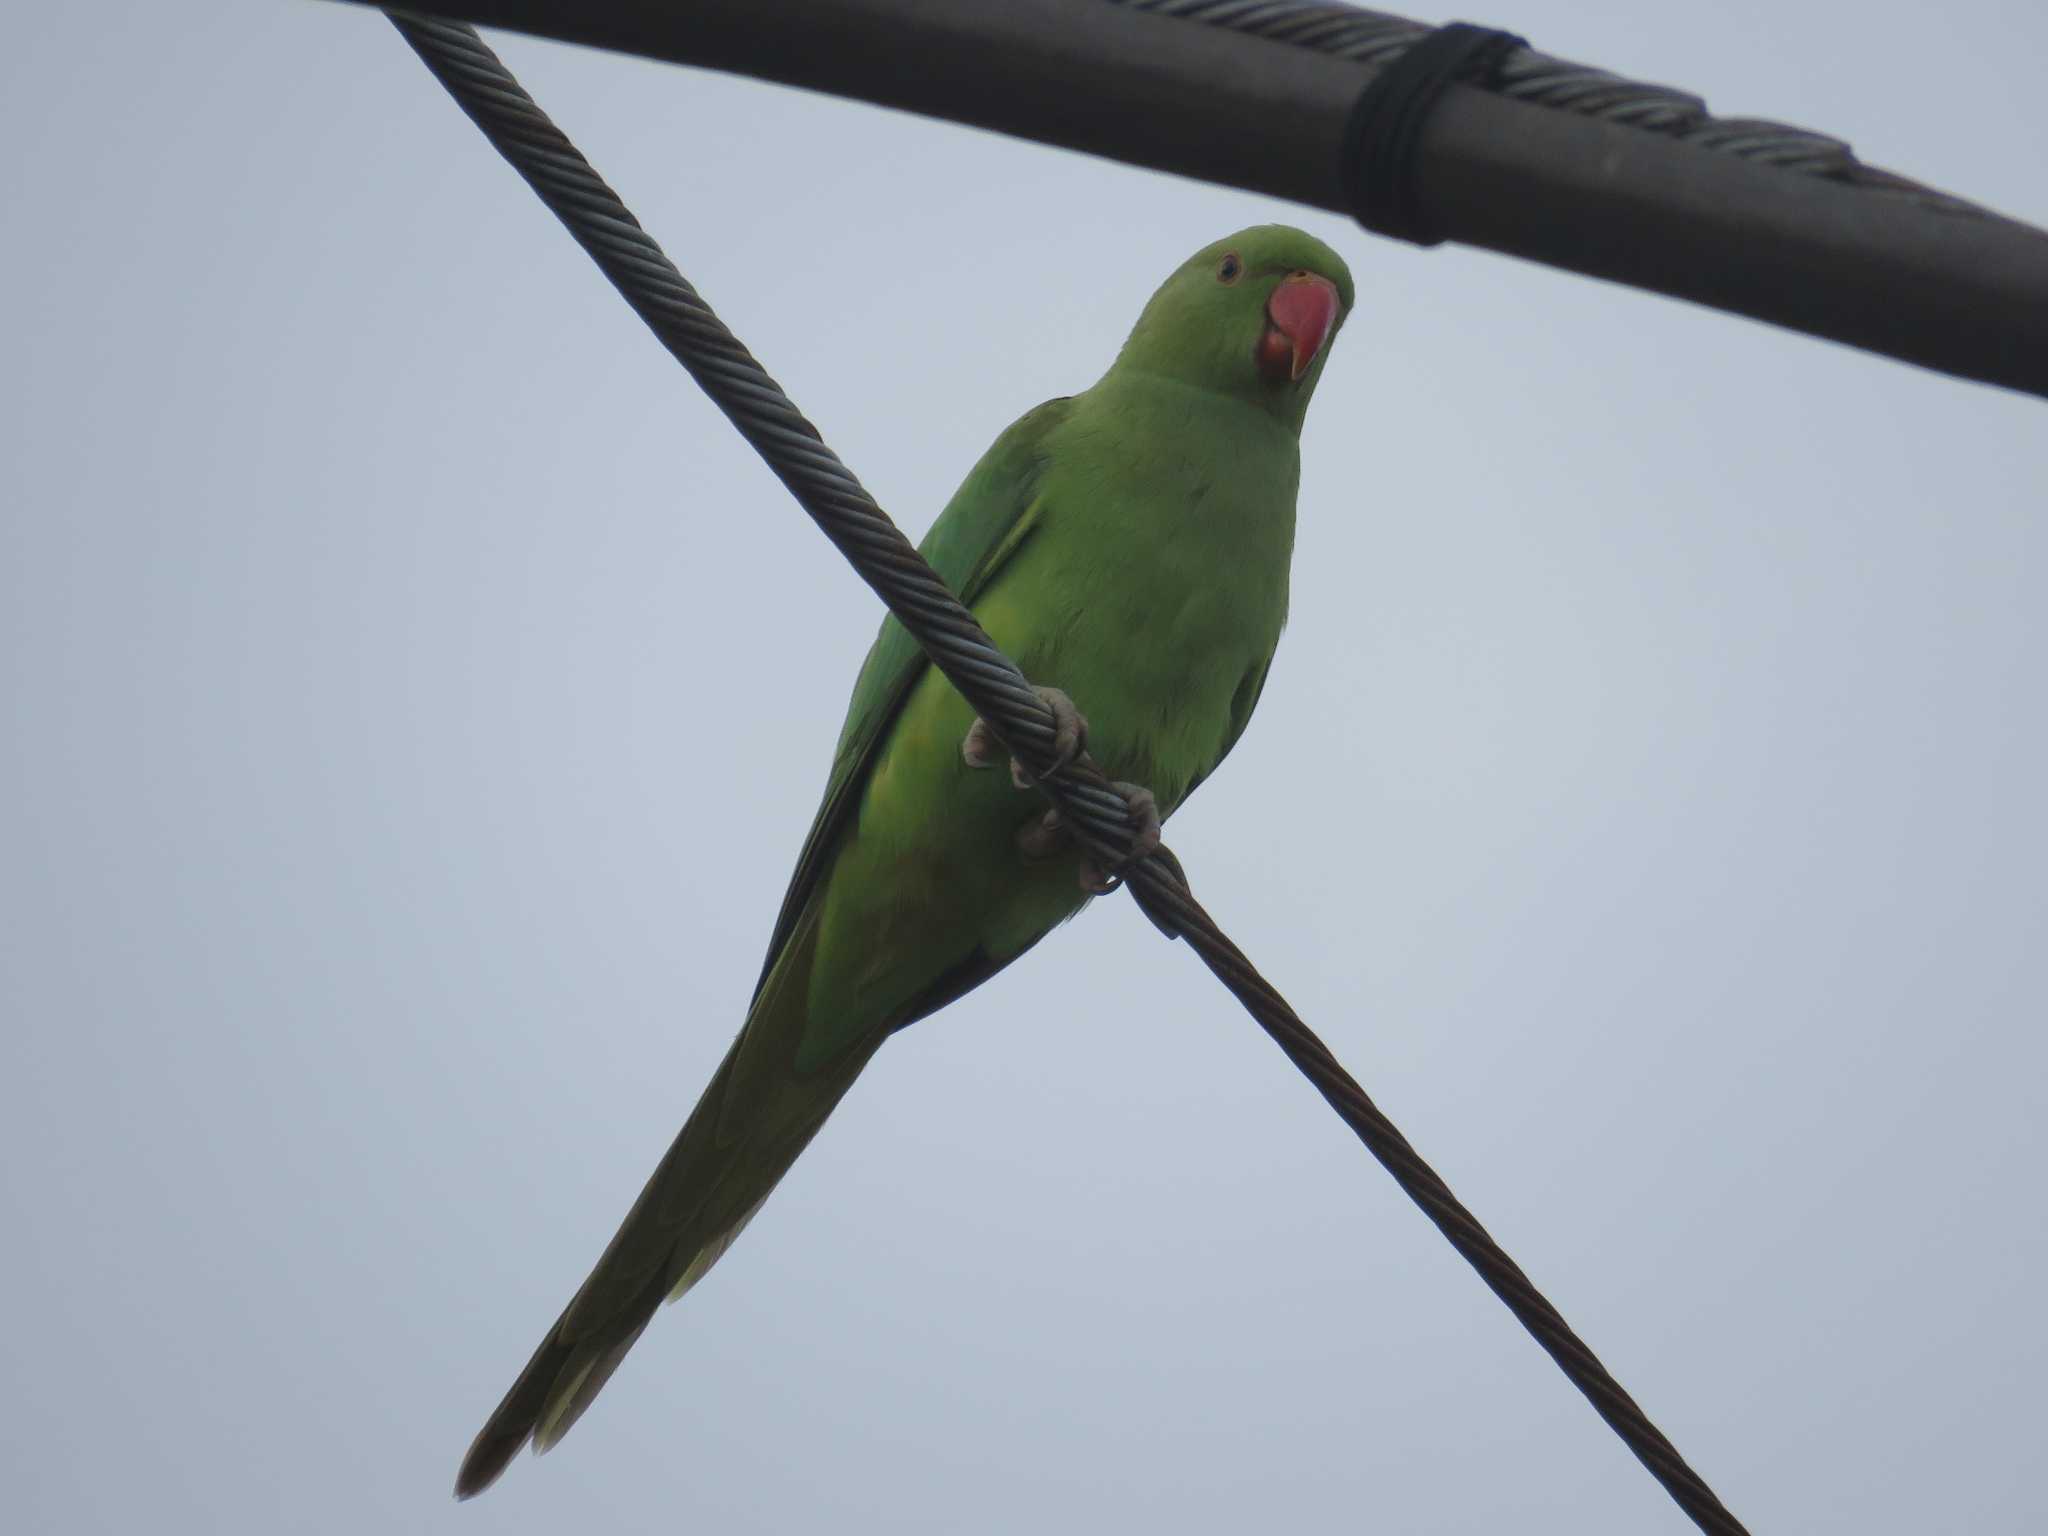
[1217,253,1243,284]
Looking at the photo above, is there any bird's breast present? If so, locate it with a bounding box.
[1011,411,1297,808]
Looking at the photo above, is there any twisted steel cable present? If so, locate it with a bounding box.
[387,13,1751,1533]
[1118,0,1985,215]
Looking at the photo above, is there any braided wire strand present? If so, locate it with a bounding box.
[1116,0,1985,216]
[386,13,1750,1533]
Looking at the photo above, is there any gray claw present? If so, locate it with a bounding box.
[1015,806,1067,861]
[962,685,1089,786]
[1080,781,1161,894]
[961,714,1002,771]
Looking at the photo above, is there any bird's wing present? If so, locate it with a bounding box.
[750,395,1072,1000]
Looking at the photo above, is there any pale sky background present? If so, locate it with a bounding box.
[4,2,2045,1532]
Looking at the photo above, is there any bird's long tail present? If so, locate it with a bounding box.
[454,908,871,1498]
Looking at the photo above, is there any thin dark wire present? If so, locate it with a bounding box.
[385,13,1750,1533]
[1116,0,1985,216]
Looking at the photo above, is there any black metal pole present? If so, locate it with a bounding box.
[329,0,2048,400]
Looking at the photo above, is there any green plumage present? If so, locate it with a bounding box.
[457,225,1354,1496]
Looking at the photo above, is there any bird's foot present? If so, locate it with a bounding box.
[1081,781,1161,893]
[1014,780,1162,894]
[961,685,1088,788]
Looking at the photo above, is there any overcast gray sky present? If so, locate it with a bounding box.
[5,2,2045,1532]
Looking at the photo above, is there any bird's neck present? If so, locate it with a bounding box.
[1096,366,1306,444]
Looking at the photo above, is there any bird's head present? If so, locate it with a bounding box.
[1111,225,1353,427]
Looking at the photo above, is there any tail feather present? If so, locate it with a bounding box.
[454,908,877,1498]
[452,1118,806,1496]
[533,1318,654,1455]
[454,1297,655,1498]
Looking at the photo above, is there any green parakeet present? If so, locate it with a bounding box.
[456,225,1353,1496]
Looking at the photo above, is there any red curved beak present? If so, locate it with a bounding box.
[1259,271,1341,383]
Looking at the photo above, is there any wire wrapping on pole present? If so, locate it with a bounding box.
[384,13,1751,1533]
[1341,20,1528,243]
[1117,0,1985,215]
